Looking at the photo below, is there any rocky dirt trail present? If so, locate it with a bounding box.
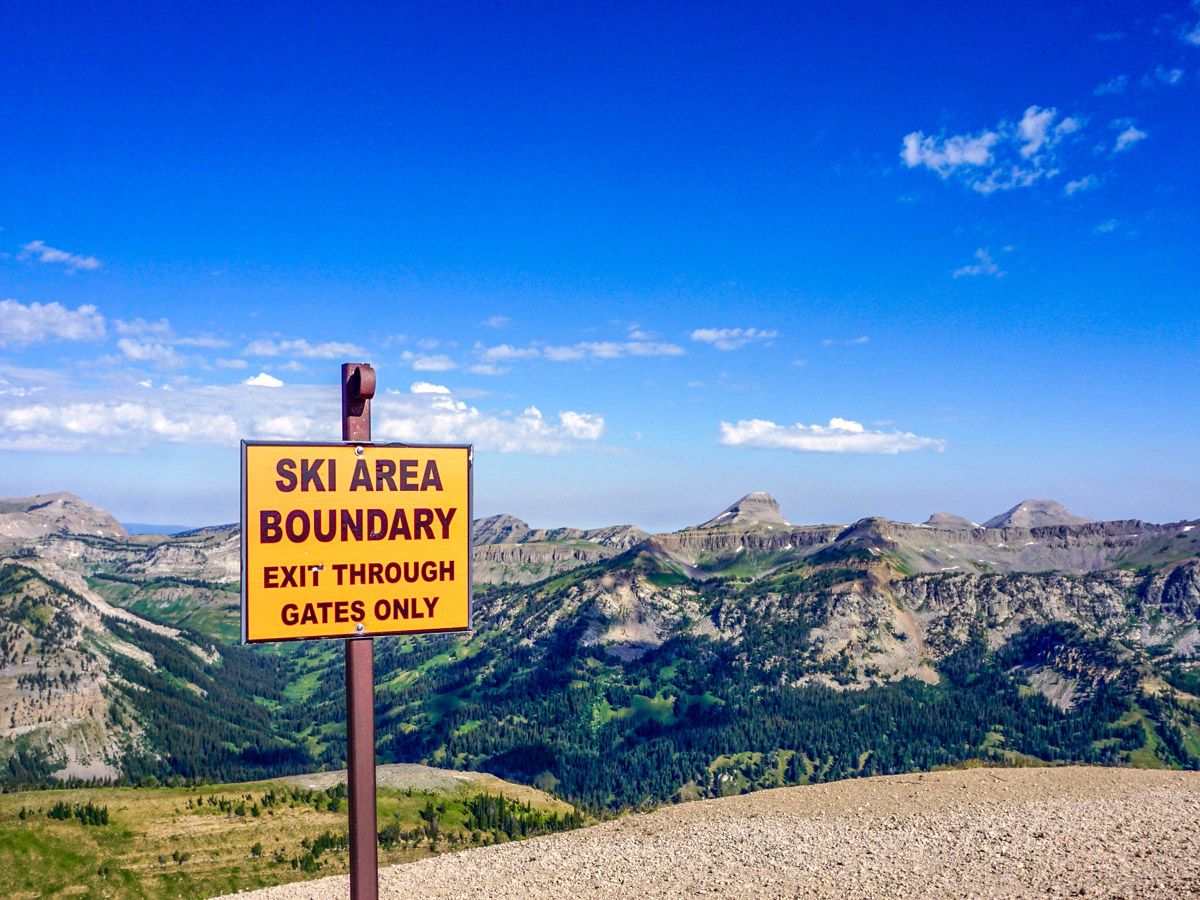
[216,766,1200,899]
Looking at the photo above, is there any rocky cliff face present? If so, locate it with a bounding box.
[0,556,195,780]
[471,515,648,583]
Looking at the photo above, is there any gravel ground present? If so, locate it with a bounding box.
[216,766,1200,899]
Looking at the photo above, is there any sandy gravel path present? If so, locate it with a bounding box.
[216,766,1200,899]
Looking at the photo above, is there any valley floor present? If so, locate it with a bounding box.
[218,766,1200,899]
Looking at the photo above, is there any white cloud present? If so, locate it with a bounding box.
[0,373,605,456]
[1017,106,1057,158]
[1113,124,1147,152]
[1182,6,1200,45]
[543,340,684,361]
[481,315,510,328]
[902,106,1085,194]
[175,335,229,349]
[3,401,239,446]
[821,336,870,347]
[217,358,248,369]
[690,327,779,351]
[0,300,106,347]
[901,130,998,175]
[255,414,315,439]
[558,410,605,440]
[410,381,451,394]
[375,393,605,454]
[953,248,1005,278]
[244,372,284,387]
[244,338,366,359]
[718,417,946,454]
[1151,65,1184,85]
[117,338,183,367]
[473,336,684,367]
[1064,175,1098,196]
[402,352,456,372]
[479,343,539,361]
[1093,75,1129,96]
[467,363,508,376]
[1095,219,1118,234]
[115,317,171,337]
[17,240,102,271]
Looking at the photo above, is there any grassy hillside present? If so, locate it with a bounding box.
[0,769,584,898]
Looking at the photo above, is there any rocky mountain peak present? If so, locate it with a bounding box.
[983,499,1093,530]
[699,492,791,529]
[472,514,532,545]
[0,492,127,543]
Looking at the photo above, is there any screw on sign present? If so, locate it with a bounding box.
[240,363,473,899]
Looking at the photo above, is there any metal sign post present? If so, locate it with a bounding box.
[342,362,378,900]
[239,363,473,898]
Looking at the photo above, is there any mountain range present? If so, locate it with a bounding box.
[1,490,1198,806]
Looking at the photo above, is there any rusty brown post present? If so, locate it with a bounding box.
[342,362,378,900]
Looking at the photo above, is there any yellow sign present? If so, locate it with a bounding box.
[240,441,472,643]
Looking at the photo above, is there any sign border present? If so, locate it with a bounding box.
[240,439,474,644]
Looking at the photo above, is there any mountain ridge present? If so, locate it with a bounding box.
[2,489,1199,798]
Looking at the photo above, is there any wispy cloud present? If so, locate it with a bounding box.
[1064,175,1099,196]
[821,336,869,347]
[1093,75,1129,96]
[481,315,510,328]
[117,338,183,368]
[690,327,778,351]
[901,105,1087,194]
[545,341,684,361]
[115,318,171,337]
[719,417,945,454]
[17,240,102,271]
[1112,122,1148,152]
[478,343,539,361]
[1182,4,1200,45]
[401,351,456,372]
[473,339,684,364]
[0,299,106,347]
[244,338,367,359]
[113,317,228,356]
[953,248,1005,278]
[1095,219,1118,234]
[1149,65,1185,86]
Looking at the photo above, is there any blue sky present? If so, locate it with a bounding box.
[2,2,1198,530]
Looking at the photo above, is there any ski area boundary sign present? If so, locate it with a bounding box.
[240,441,473,643]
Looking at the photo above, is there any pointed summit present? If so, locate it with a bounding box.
[699,492,791,529]
[983,499,1092,529]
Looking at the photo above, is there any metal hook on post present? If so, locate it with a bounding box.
[342,363,376,443]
